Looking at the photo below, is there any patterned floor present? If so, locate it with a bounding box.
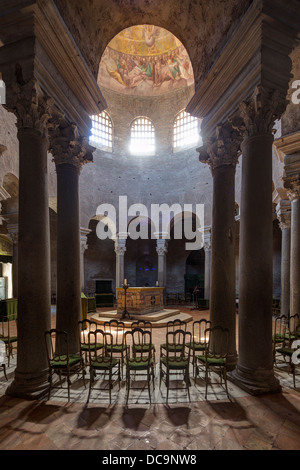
[0,307,300,451]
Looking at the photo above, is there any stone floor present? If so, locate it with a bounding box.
[0,307,300,451]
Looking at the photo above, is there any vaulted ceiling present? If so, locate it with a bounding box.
[53,0,253,89]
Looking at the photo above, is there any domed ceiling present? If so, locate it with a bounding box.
[98,25,194,96]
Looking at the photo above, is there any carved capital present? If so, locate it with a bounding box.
[114,238,127,256]
[276,200,291,230]
[199,122,242,173]
[238,86,287,138]
[283,154,300,201]
[6,68,54,137]
[49,113,94,170]
[284,177,300,201]
[156,239,168,256]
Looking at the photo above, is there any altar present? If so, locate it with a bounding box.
[116,287,164,315]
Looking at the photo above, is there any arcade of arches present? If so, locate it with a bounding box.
[0,0,300,432]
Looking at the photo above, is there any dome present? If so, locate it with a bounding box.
[98,25,194,96]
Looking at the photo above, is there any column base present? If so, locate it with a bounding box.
[228,364,281,396]
[226,353,238,371]
[5,369,50,400]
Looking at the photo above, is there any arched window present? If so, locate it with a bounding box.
[130,117,155,156]
[173,110,200,152]
[90,111,113,152]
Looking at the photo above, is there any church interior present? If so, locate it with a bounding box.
[0,0,300,451]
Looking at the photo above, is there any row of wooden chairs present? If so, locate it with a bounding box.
[272,313,300,388]
[44,318,231,403]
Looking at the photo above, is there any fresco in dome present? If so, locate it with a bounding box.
[98,25,194,96]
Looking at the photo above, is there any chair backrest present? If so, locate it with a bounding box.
[44,329,70,366]
[205,326,229,359]
[166,319,187,333]
[131,320,152,333]
[78,319,98,347]
[289,314,299,334]
[192,319,211,345]
[104,319,125,346]
[125,328,152,363]
[273,315,287,338]
[87,329,112,364]
[0,315,17,339]
[165,329,192,362]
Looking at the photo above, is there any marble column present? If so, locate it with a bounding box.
[203,228,211,300]
[114,236,127,288]
[6,79,52,398]
[199,123,241,369]
[276,199,291,318]
[49,119,94,354]
[80,228,91,292]
[284,159,300,319]
[230,86,286,394]
[156,239,168,288]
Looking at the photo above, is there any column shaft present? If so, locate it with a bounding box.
[210,164,237,367]
[7,129,51,398]
[281,226,291,317]
[56,163,81,354]
[233,133,280,393]
[290,197,300,317]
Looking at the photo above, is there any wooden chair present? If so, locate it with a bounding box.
[186,318,211,379]
[160,319,187,357]
[44,329,86,401]
[159,329,192,403]
[196,326,230,399]
[87,329,121,404]
[131,320,156,363]
[272,315,288,364]
[78,319,104,364]
[124,328,155,405]
[0,340,7,380]
[0,315,17,367]
[104,320,127,378]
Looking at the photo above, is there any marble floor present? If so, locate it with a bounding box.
[0,308,300,451]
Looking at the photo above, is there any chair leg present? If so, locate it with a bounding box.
[2,363,7,381]
[205,365,209,399]
[147,369,151,404]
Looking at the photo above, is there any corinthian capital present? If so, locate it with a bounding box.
[276,199,291,230]
[156,239,168,256]
[284,176,300,201]
[49,114,94,170]
[283,154,300,201]
[6,67,54,137]
[239,86,287,137]
[199,122,242,173]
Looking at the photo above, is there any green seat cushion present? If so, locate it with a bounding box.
[161,343,184,352]
[2,336,17,344]
[134,344,155,352]
[186,342,207,351]
[107,344,126,352]
[91,357,119,369]
[50,354,82,368]
[272,334,285,343]
[81,343,103,351]
[126,357,154,370]
[197,355,226,365]
[276,347,294,357]
[160,356,189,369]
